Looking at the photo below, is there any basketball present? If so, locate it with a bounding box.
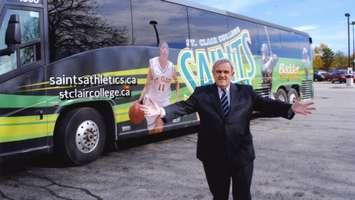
[129,101,145,124]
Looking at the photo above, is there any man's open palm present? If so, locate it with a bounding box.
[291,101,315,115]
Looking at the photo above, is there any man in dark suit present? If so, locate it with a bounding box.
[142,59,314,200]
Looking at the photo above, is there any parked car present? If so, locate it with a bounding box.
[314,70,330,81]
[330,69,347,83]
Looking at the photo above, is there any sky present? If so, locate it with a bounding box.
[188,0,355,54]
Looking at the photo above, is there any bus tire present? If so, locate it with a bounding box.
[287,88,299,104]
[275,88,287,102]
[55,107,106,165]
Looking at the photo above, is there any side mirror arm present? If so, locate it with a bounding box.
[0,47,15,56]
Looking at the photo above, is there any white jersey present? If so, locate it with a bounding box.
[146,57,174,107]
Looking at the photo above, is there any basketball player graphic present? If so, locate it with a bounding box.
[302,47,311,80]
[138,41,179,134]
[261,26,278,85]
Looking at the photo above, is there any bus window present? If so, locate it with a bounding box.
[280,30,293,58]
[20,42,41,66]
[132,0,188,48]
[257,25,282,57]
[227,17,259,55]
[188,8,228,41]
[0,9,41,73]
[0,53,16,75]
[18,10,40,66]
[48,0,132,62]
[281,31,308,59]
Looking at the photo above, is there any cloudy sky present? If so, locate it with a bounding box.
[188,0,355,54]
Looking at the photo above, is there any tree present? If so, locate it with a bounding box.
[48,0,129,61]
[332,51,347,69]
[321,47,334,70]
[313,43,328,70]
[313,55,323,70]
[313,43,328,55]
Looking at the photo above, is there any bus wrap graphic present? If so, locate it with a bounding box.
[0,0,313,163]
[177,27,257,92]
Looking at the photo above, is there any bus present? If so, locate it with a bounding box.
[0,0,313,165]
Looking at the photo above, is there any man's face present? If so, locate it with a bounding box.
[160,44,169,59]
[213,62,234,89]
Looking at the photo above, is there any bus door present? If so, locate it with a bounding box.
[0,2,49,156]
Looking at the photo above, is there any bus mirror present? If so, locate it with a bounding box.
[6,14,21,47]
[0,14,21,56]
[149,20,160,46]
[309,37,312,44]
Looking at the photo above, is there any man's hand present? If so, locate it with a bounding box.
[291,101,315,115]
[140,97,162,118]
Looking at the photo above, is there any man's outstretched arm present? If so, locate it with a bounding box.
[141,87,200,122]
[291,101,315,116]
[250,86,315,119]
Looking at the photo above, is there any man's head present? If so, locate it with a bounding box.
[159,41,169,60]
[212,59,234,89]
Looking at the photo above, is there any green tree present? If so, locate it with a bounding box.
[313,43,329,69]
[313,55,323,70]
[320,47,334,70]
[48,0,129,61]
[332,51,347,69]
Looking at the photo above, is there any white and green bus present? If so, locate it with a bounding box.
[0,0,313,165]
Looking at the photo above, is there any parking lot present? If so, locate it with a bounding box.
[0,82,354,200]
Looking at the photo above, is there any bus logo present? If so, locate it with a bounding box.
[177,27,257,92]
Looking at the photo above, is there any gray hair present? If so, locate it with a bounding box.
[212,59,234,72]
[159,41,169,48]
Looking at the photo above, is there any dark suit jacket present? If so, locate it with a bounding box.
[164,83,294,167]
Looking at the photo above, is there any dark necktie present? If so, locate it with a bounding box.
[221,89,229,117]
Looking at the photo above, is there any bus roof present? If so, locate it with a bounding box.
[164,0,310,38]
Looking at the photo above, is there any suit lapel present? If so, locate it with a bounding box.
[228,83,242,117]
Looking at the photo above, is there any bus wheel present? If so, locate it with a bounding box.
[55,107,106,165]
[275,89,287,102]
[287,88,299,104]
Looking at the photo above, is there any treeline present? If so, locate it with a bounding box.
[313,43,354,71]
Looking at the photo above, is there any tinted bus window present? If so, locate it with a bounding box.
[132,0,188,49]
[269,28,282,56]
[188,8,228,40]
[227,17,259,55]
[281,30,300,58]
[48,0,132,62]
[0,9,40,46]
[257,25,283,57]
[300,35,311,68]
[297,34,309,59]
[0,9,40,74]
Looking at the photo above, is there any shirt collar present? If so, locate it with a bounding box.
[217,85,230,93]
[217,84,230,97]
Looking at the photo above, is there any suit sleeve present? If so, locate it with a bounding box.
[249,86,295,119]
[163,87,200,122]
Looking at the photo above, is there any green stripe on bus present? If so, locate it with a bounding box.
[0,114,58,124]
[0,133,53,143]
[0,122,56,143]
[0,121,56,126]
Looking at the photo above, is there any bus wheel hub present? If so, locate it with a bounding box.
[75,120,100,153]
